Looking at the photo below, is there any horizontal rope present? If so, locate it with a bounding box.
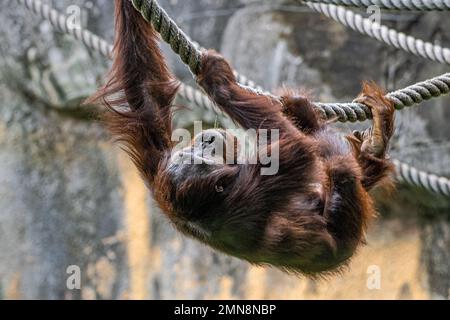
[17,0,450,123]
[387,73,450,107]
[306,2,450,65]
[15,0,222,113]
[17,0,450,197]
[129,0,202,74]
[393,160,450,197]
[300,0,450,11]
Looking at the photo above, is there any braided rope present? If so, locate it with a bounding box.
[16,0,449,118]
[314,73,450,122]
[387,73,450,107]
[178,82,230,117]
[301,0,450,11]
[15,0,221,114]
[17,0,450,196]
[128,0,272,97]
[306,2,450,65]
[393,160,450,196]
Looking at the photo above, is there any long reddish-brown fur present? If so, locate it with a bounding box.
[89,0,395,276]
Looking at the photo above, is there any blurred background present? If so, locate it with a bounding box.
[0,0,449,300]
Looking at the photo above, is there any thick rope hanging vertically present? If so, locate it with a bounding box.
[301,0,450,11]
[17,0,450,122]
[306,2,450,65]
[16,0,450,197]
[129,0,450,122]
